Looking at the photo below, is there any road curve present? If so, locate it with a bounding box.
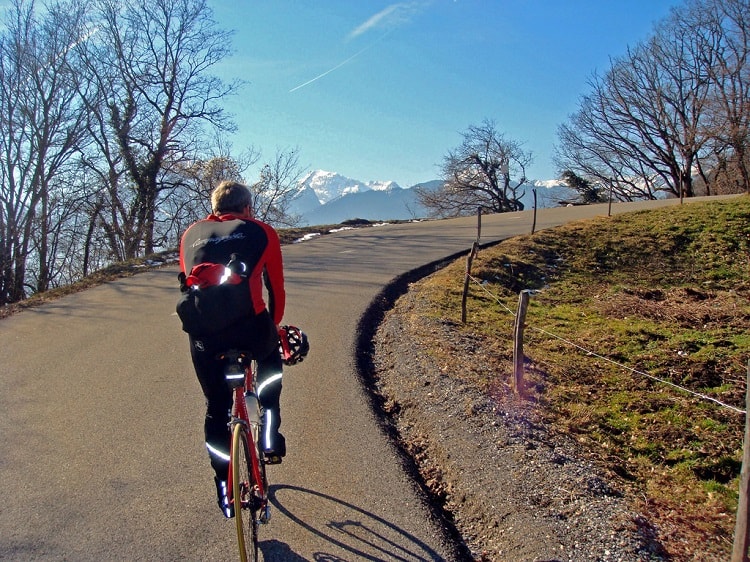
[0,198,722,561]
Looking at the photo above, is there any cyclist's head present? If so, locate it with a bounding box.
[211,181,252,215]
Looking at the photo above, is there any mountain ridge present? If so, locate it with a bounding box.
[290,170,576,226]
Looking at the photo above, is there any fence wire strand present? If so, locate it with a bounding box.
[466,274,746,415]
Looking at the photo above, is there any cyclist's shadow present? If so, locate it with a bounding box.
[259,539,307,561]
[260,484,449,561]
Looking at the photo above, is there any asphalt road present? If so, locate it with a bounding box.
[0,198,719,561]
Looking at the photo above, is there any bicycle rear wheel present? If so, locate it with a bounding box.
[232,424,260,562]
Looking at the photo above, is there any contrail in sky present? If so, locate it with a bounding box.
[288,34,389,93]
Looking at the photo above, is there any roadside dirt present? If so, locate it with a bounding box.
[366,289,670,562]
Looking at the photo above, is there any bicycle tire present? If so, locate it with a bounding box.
[232,424,260,562]
[245,393,268,524]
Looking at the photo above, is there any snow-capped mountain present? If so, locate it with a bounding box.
[298,170,399,205]
[300,184,429,225]
[289,170,409,221]
[289,170,577,226]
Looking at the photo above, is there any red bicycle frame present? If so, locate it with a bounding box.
[226,362,266,511]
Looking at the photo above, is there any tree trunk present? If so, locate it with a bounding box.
[36,182,51,293]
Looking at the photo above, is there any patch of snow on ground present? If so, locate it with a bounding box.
[293,232,322,243]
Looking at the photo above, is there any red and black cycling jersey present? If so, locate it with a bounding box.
[179,213,285,325]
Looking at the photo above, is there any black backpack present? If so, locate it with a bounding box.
[176,255,253,336]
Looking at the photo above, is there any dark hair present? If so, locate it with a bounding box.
[211,181,252,214]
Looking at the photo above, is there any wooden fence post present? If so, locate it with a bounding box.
[512,290,530,396]
[461,241,479,324]
[460,209,483,324]
[732,360,750,561]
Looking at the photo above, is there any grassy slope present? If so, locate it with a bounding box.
[412,195,750,560]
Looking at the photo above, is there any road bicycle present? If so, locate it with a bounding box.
[220,326,309,562]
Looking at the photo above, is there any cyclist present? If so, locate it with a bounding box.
[179,180,287,518]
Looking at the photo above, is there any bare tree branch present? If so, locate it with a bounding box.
[417,119,532,218]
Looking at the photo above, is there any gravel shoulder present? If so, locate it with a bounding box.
[365,288,669,562]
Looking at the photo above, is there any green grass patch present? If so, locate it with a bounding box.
[411,195,750,559]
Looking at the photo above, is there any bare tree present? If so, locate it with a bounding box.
[161,145,304,247]
[556,0,749,199]
[556,87,663,201]
[159,148,256,249]
[179,155,247,212]
[684,0,750,193]
[556,26,713,201]
[251,147,306,227]
[417,120,532,218]
[76,0,239,260]
[0,0,90,304]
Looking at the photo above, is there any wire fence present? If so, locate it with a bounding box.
[459,205,749,559]
[466,272,746,416]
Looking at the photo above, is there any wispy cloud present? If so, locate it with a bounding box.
[347,2,426,41]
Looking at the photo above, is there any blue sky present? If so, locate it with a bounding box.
[213,1,681,186]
